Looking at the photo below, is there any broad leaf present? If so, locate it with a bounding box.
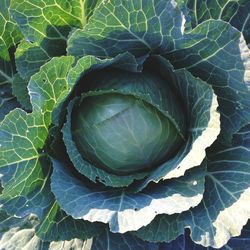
[67,0,184,58]
[133,214,182,243]
[0,0,23,119]
[166,20,250,144]
[0,56,101,241]
[10,0,84,56]
[135,126,250,248]
[185,125,250,248]
[0,109,53,218]
[15,41,51,81]
[36,201,104,241]
[28,56,75,126]
[159,222,250,250]
[51,158,205,233]
[0,209,94,250]
[0,0,23,63]
[10,0,86,104]
[179,0,250,45]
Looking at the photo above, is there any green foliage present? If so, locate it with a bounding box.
[0,0,250,249]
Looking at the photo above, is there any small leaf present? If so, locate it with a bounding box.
[0,84,19,120]
[28,56,75,127]
[0,0,23,62]
[12,73,31,110]
[15,41,51,80]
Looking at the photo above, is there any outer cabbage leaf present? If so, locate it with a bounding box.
[134,126,250,248]
[133,57,220,191]
[10,0,84,56]
[51,158,205,234]
[10,0,104,72]
[178,0,250,45]
[0,109,52,218]
[67,0,184,58]
[28,57,74,125]
[0,56,103,241]
[15,41,51,81]
[0,0,23,119]
[10,0,93,110]
[0,209,94,250]
[35,201,104,242]
[159,222,250,250]
[166,20,250,144]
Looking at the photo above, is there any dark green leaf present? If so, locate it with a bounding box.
[28,56,75,126]
[0,84,19,120]
[12,73,31,110]
[15,41,51,80]
[166,20,250,144]
[135,126,250,248]
[0,109,53,218]
[133,57,220,191]
[83,0,103,23]
[0,0,23,119]
[179,0,250,45]
[51,159,205,234]
[0,0,23,63]
[92,229,158,250]
[36,200,105,241]
[67,0,184,58]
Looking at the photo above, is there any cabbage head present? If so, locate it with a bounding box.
[0,0,250,249]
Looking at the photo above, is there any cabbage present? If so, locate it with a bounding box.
[0,0,250,249]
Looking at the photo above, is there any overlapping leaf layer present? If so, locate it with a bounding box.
[0,0,250,249]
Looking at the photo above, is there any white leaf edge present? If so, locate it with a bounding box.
[163,94,220,180]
